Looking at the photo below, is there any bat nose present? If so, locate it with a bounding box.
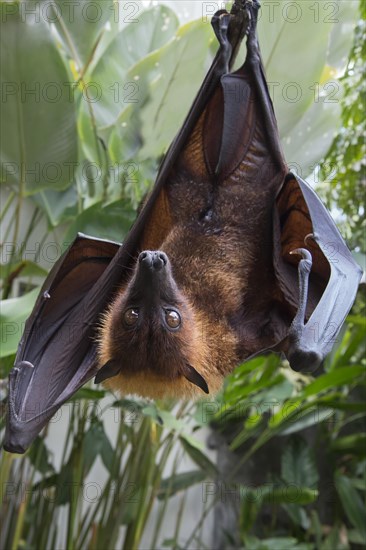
[139,251,168,270]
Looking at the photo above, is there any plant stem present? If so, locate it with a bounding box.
[10,500,26,550]
[0,191,16,223]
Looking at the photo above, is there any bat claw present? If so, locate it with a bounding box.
[15,360,34,371]
[304,233,315,246]
[289,248,312,264]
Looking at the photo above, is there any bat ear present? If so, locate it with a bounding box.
[94,360,121,384]
[183,365,209,394]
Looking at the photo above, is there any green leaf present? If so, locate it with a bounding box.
[141,406,204,446]
[258,1,334,137]
[246,537,312,550]
[331,434,366,456]
[138,20,212,160]
[178,433,205,452]
[83,418,114,473]
[112,396,152,429]
[262,486,318,506]
[63,199,135,242]
[279,407,335,436]
[227,373,286,403]
[179,437,218,478]
[348,477,366,492]
[281,436,319,487]
[78,4,179,144]
[321,524,348,550]
[108,105,142,163]
[283,98,341,178]
[158,470,207,499]
[0,260,48,281]
[309,399,366,414]
[348,529,366,545]
[31,186,78,228]
[161,539,180,548]
[303,365,365,396]
[282,503,310,530]
[51,0,115,69]
[332,321,366,368]
[327,1,360,70]
[347,315,366,327]
[0,288,40,357]
[227,356,269,381]
[256,1,358,176]
[27,436,55,475]
[113,4,179,66]
[335,474,366,540]
[238,483,318,509]
[310,510,323,548]
[141,404,163,425]
[0,2,77,193]
[240,496,261,533]
[71,387,106,401]
[0,353,16,377]
[55,460,76,505]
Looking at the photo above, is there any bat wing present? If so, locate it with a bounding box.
[4,0,361,453]
[4,234,120,453]
[273,174,362,370]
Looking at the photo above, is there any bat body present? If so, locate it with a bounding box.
[97,145,289,397]
[4,0,362,453]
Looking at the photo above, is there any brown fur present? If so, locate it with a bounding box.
[97,154,285,399]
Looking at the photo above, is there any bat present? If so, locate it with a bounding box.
[3,0,362,453]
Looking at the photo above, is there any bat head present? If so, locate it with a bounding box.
[96,251,211,398]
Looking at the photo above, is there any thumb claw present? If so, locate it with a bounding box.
[304,233,316,246]
[289,248,312,263]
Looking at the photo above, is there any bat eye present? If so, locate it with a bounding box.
[124,308,139,326]
[164,309,181,330]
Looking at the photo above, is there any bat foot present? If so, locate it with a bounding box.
[211,11,232,74]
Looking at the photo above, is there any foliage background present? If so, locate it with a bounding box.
[0,1,365,549]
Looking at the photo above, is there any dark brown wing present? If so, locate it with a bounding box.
[4,235,121,453]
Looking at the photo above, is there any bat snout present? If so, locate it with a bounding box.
[139,250,168,271]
